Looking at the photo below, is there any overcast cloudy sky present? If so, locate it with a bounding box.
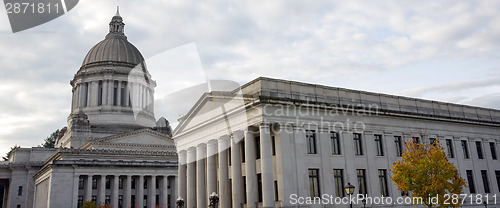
[0,0,499,156]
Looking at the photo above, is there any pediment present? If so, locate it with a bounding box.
[84,129,174,150]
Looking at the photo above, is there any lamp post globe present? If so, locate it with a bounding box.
[344,183,355,208]
[176,197,184,208]
[209,192,219,208]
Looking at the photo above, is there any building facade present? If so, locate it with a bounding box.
[173,77,500,208]
[0,10,178,208]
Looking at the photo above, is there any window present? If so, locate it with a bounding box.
[308,169,320,198]
[243,176,247,203]
[92,195,97,202]
[119,177,123,189]
[18,186,22,196]
[354,133,363,155]
[131,195,135,208]
[357,169,367,195]
[476,141,484,159]
[333,169,344,197]
[461,140,470,159]
[113,81,118,106]
[395,136,403,157]
[131,178,136,189]
[378,169,389,196]
[306,130,317,154]
[106,177,111,189]
[92,177,97,189]
[495,171,500,192]
[228,147,231,166]
[79,177,84,189]
[274,181,279,202]
[490,142,497,160]
[77,196,83,208]
[331,132,341,155]
[446,139,454,158]
[412,137,420,144]
[257,173,262,202]
[271,136,276,156]
[98,81,103,106]
[143,195,147,208]
[118,195,123,208]
[105,195,110,205]
[481,170,490,193]
[255,136,261,159]
[17,205,20,208]
[144,178,148,189]
[375,135,384,156]
[466,170,476,193]
[429,138,437,146]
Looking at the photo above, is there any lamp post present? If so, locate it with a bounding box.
[209,192,219,208]
[344,183,355,208]
[362,199,366,208]
[176,197,184,208]
[483,201,487,208]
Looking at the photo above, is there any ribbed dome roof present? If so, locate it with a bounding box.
[81,10,145,68]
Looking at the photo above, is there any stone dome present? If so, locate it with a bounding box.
[81,10,145,69]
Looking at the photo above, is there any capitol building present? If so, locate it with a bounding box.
[0,11,178,208]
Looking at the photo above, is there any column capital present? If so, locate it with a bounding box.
[218,135,230,151]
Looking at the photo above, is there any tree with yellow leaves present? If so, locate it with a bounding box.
[391,140,467,208]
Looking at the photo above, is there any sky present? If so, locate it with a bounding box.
[0,0,499,157]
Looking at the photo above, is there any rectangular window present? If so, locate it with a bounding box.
[446,139,454,158]
[357,169,367,195]
[476,141,484,159]
[92,177,97,189]
[271,136,276,156]
[144,178,147,189]
[143,195,147,208]
[378,169,389,196]
[106,177,111,189]
[242,176,247,204]
[255,136,261,160]
[395,136,403,157]
[412,137,420,144]
[274,180,279,202]
[257,174,263,202]
[92,195,97,202]
[131,178,136,189]
[481,170,490,193]
[429,138,437,146]
[495,171,500,192]
[119,177,123,189]
[113,81,118,106]
[354,133,363,155]
[331,132,341,155]
[490,142,497,160]
[308,169,320,198]
[98,81,103,106]
[375,134,384,156]
[118,195,123,208]
[333,169,345,197]
[17,205,20,208]
[105,195,110,205]
[462,140,470,159]
[228,147,231,166]
[18,186,22,196]
[77,196,83,208]
[131,195,135,208]
[466,170,476,193]
[306,130,317,154]
[79,177,84,189]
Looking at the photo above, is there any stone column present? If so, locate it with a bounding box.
[186,147,197,208]
[218,135,231,208]
[137,175,144,208]
[107,80,113,106]
[148,176,156,208]
[260,123,274,207]
[245,130,258,207]
[231,132,243,207]
[72,174,80,208]
[206,140,218,196]
[98,175,106,205]
[117,81,122,106]
[171,176,177,208]
[178,150,187,201]
[197,144,207,208]
[124,175,131,208]
[124,82,129,106]
[112,175,119,208]
[84,175,93,202]
[160,176,168,208]
[102,80,108,106]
